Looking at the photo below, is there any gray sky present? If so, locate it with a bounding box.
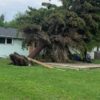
[0,0,61,21]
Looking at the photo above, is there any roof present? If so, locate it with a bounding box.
[0,27,23,39]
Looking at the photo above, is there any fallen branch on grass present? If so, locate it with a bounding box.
[28,57,53,68]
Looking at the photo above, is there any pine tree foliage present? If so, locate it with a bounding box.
[15,0,100,62]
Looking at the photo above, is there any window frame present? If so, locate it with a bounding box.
[6,38,13,45]
[0,37,6,44]
[0,37,13,45]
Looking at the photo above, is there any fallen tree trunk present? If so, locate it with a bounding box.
[10,52,52,68]
[28,58,53,68]
[28,43,44,58]
[9,41,53,68]
[10,41,44,65]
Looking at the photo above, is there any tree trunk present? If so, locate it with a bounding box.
[83,49,87,62]
[28,43,44,58]
[97,46,99,52]
[51,44,70,62]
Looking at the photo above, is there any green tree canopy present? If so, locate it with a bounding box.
[15,0,100,62]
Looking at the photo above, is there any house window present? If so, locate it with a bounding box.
[0,37,13,44]
[0,37,5,44]
[7,38,12,44]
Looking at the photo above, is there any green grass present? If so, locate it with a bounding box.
[0,59,100,100]
[92,59,100,64]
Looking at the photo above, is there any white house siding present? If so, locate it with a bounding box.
[88,47,99,59]
[0,39,28,58]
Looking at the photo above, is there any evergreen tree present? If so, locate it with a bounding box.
[14,0,100,62]
[0,14,5,27]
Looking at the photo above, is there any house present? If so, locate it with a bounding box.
[0,27,28,58]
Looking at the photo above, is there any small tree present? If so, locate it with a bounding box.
[0,14,5,26]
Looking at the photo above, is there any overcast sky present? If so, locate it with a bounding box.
[0,0,61,21]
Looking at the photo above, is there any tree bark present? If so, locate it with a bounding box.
[28,43,44,58]
[51,44,70,62]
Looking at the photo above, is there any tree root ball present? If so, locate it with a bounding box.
[9,52,30,66]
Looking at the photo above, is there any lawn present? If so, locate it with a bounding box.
[92,59,100,64]
[0,59,100,100]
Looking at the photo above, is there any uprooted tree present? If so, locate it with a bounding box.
[10,0,100,65]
